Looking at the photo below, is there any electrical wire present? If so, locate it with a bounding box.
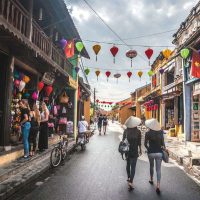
[81,66,150,71]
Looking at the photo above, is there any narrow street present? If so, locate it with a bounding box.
[11,122,200,200]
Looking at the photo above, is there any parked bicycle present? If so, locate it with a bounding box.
[50,134,68,167]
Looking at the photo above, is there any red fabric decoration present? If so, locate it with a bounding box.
[105,71,111,82]
[64,39,75,58]
[191,50,200,78]
[110,46,119,63]
[127,71,132,82]
[38,81,44,92]
[153,76,156,86]
[44,86,53,97]
[145,48,153,66]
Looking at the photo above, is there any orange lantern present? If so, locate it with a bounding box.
[95,70,100,81]
[163,49,171,66]
[93,44,101,61]
[138,71,143,81]
[23,75,30,83]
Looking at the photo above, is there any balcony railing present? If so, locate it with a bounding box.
[0,0,73,77]
[163,82,176,94]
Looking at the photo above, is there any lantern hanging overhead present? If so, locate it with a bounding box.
[181,48,190,66]
[138,71,143,81]
[59,38,67,49]
[93,44,101,61]
[23,75,30,83]
[163,48,172,66]
[14,79,20,87]
[38,81,44,92]
[114,73,121,83]
[18,81,26,92]
[75,42,84,56]
[110,46,119,63]
[31,92,38,100]
[105,71,111,82]
[14,69,19,79]
[75,67,80,73]
[159,68,164,75]
[44,86,53,97]
[19,73,24,81]
[148,70,153,80]
[145,48,153,66]
[24,92,30,99]
[127,71,132,82]
[95,70,100,81]
[126,50,137,67]
[84,68,90,75]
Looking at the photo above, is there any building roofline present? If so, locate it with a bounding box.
[130,83,151,95]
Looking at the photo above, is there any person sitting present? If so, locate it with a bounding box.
[76,116,88,145]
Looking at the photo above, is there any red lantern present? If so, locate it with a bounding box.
[147,107,149,111]
[44,86,53,97]
[116,102,119,105]
[145,48,153,66]
[110,46,119,63]
[151,105,154,111]
[129,102,132,105]
[150,100,154,104]
[38,81,44,92]
[127,71,132,82]
[154,104,158,110]
[96,99,99,103]
[105,71,111,82]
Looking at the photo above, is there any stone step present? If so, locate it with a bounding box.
[0,139,75,200]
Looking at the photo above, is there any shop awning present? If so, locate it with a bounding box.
[138,96,145,103]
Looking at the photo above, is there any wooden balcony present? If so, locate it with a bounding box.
[0,0,73,77]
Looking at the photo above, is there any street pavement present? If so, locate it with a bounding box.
[12,122,200,200]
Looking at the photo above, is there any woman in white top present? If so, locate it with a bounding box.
[76,116,88,144]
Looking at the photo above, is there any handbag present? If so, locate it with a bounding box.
[48,123,54,128]
[162,149,169,163]
[118,131,129,159]
[59,117,67,124]
[59,92,69,104]
[62,107,67,114]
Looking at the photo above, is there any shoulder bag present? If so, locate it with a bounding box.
[118,131,129,160]
[59,92,69,104]
[162,149,169,163]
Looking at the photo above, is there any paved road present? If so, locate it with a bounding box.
[13,122,200,200]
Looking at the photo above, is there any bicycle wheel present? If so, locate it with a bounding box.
[62,142,68,160]
[51,147,62,167]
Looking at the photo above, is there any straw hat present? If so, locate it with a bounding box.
[122,125,127,130]
[124,116,141,128]
[145,118,161,131]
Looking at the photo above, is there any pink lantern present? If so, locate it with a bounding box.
[154,104,158,110]
[31,92,38,100]
[151,105,154,110]
[150,100,154,104]
[14,79,20,87]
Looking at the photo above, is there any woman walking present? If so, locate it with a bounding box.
[29,104,41,156]
[19,99,31,160]
[38,102,49,152]
[103,114,108,135]
[123,116,142,190]
[97,114,103,135]
[144,118,166,194]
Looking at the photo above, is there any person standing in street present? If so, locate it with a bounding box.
[144,118,166,194]
[123,116,142,190]
[19,99,31,160]
[97,114,103,135]
[103,114,108,135]
[38,102,49,152]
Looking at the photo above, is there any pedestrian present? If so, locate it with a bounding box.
[29,104,40,156]
[123,116,142,190]
[103,114,108,135]
[19,99,31,160]
[112,116,114,123]
[144,118,166,194]
[97,114,103,135]
[76,116,88,145]
[38,102,49,152]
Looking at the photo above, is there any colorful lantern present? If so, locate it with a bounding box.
[151,105,154,111]
[96,99,99,103]
[17,93,22,100]
[154,104,158,110]
[105,71,111,82]
[14,79,20,87]
[14,69,19,79]
[159,68,164,75]
[31,92,38,100]
[39,81,44,92]
[93,44,101,61]
[23,75,30,83]
[110,46,119,63]
[153,76,156,86]
[127,71,132,82]
[59,38,67,49]
[163,49,171,59]
[24,92,30,99]
[129,102,132,105]
[138,71,143,81]
[19,73,24,81]
[145,48,153,66]
[181,48,190,66]
[149,100,154,104]
[85,68,90,75]
[76,42,84,52]
[126,50,137,67]
[75,67,80,73]
[95,70,100,81]
[148,70,153,80]
[44,86,53,97]
[18,81,26,92]
[114,73,121,83]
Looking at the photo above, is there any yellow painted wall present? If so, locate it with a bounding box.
[120,105,133,124]
[84,97,91,124]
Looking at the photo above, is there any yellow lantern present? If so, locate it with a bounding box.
[93,44,101,61]
[17,93,22,100]
[138,71,143,81]
[162,49,171,59]
[95,70,100,81]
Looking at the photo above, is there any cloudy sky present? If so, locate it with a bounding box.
[65,0,198,109]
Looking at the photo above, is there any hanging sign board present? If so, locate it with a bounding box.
[41,72,55,86]
[68,76,77,90]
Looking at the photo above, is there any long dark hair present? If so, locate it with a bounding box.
[148,129,162,143]
[127,128,140,141]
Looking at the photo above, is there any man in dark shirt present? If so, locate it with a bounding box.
[97,114,103,135]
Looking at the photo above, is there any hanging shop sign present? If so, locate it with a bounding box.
[41,72,55,86]
[193,81,200,96]
[68,76,78,90]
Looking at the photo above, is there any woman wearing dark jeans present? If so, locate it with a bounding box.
[29,104,41,156]
[123,116,142,190]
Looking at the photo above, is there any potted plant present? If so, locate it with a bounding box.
[10,124,20,143]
